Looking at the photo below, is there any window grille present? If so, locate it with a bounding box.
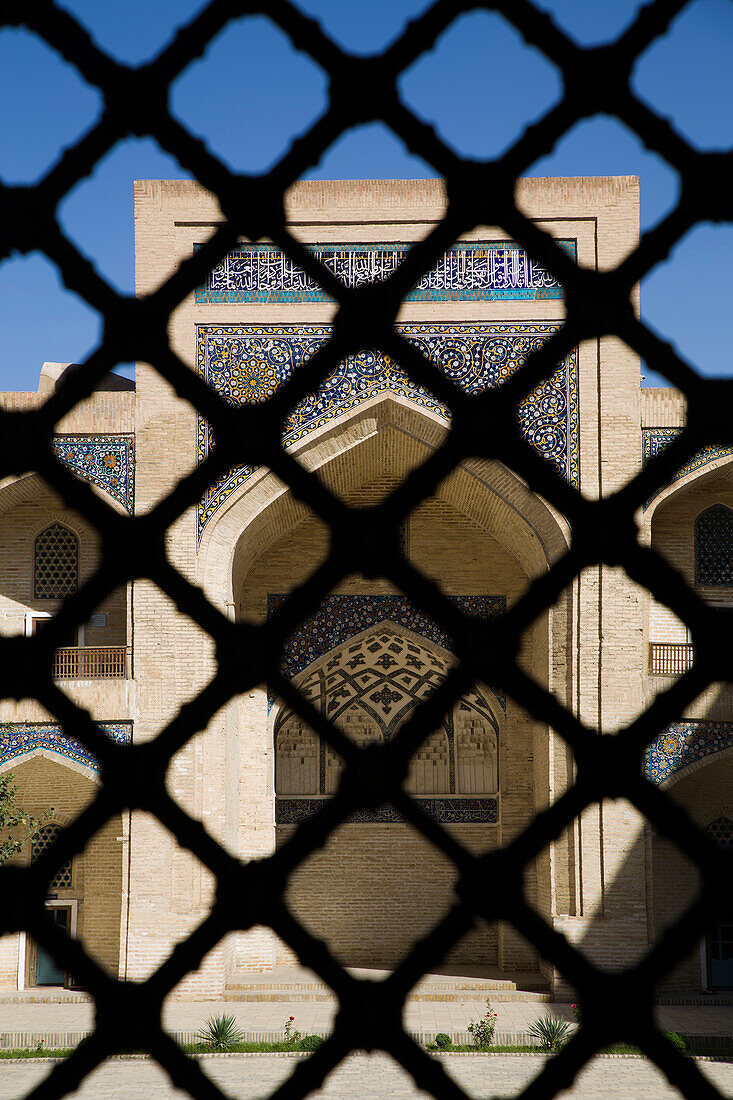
[31,825,72,890]
[33,523,79,599]
[0,3,732,1100]
[695,504,733,587]
[706,817,733,850]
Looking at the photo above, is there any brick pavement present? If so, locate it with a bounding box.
[0,1052,731,1099]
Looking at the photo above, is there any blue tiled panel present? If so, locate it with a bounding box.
[276,797,499,824]
[642,428,733,509]
[0,722,132,774]
[268,593,505,683]
[197,323,578,541]
[266,594,506,717]
[645,721,733,785]
[196,240,576,304]
[52,436,135,513]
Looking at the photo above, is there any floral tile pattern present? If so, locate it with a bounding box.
[0,722,132,774]
[197,323,578,541]
[52,435,134,513]
[645,720,733,785]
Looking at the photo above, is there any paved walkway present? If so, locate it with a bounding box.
[0,1052,731,1099]
[0,998,732,1047]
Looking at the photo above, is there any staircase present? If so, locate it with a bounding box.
[224,968,552,1003]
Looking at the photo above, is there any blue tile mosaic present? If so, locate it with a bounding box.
[643,428,733,509]
[268,593,505,684]
[645,721,733,785]
[276,796,499,824]
[196,240,577,304]
[197,323,578,541]
[52,435,134,513]
[0,722,132,775]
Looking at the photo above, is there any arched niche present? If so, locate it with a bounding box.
[273,623,501,802]
[197,395,570,612]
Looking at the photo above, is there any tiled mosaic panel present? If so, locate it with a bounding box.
[642,427,733,509]
[196,239,577,304]
[268,593,505,684]
[0,722,132,775]
[52,435,135,513]
[645,721,733,785]
[197,323,579,540]
[276,796,499,824]
[695,504,733,586]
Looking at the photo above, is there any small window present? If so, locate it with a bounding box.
[694,504,733,587]
[31,824,72,889]
[34,524,78,599]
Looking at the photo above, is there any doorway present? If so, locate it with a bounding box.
[34,905,73,987]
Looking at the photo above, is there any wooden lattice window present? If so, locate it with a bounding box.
[34,523,78,598]
[31,824,72,889]
[706,816,733,850]
[694,504,733,587]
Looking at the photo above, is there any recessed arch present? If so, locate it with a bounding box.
[197,396,570,610]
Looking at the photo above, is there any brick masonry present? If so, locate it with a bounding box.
[0,177,726,998]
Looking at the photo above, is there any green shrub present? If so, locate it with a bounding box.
[434,1033,452,1050]
[664,1032,688,1055]
[527,1015,572,1054]
[300,1035,325,1051]
[196,1013,245,1051]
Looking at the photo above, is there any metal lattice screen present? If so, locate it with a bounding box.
[0,2,732,1099]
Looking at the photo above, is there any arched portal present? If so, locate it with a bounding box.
[273,625,501,968]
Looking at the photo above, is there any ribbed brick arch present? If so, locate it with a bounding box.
[196,395,570,612]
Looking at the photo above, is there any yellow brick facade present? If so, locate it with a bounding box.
[0,177,728,999]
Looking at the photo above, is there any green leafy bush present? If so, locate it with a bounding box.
[196,1013,245,1051]
[664,1032,688,1055]
[300,1034,325,1051]
[434,1033,452,1050]
[527,1015,572,1053]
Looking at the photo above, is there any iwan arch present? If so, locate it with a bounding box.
[0,177,730,998]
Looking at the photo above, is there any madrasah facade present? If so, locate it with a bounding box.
[0,176,730,999]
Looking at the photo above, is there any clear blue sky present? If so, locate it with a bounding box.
[1,0,732,390]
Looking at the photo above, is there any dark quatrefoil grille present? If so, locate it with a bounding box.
[1,3,732,1100]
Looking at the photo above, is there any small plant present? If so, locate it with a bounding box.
[527,1015,572,1054]
[300,1034,324,1051]
[434,1033,452,1050]
[664,1031,688,1055]
[571,1003,581,1024]
[466,1000,498,1048]
[284,1015,301,1045]
[196,1013,244,1051]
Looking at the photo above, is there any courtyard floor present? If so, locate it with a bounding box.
[0,1052,730,1100]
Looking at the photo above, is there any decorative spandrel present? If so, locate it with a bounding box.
[197,323,578,542]
[0,722,132,774]
[642,428,733,509]
[645,721,733,785]
[52,435,135,513]
[196,239,576,304]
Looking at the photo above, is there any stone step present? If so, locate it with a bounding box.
[222,981,551,1003]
